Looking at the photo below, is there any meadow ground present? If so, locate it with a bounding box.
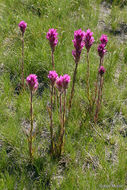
[0,0,127,189]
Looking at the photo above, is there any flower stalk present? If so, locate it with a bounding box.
[29,90,33,159]
[84,29,94,105]
[50,84,55,154]
[94,66,105,123]
[86,51,90,104]
[68,61,78,112]
[59,90,66,155]
[19,21,27,89]
[21,32,24,88]
[51,49,55,70]
[93,34,108,106]
[69,29,85,111]
[46,28,58,70]
[26,74,38,160]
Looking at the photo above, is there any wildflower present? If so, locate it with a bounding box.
[62,74,70,90]
[48,71,58,86]
[56,76,64,92]
[18,21,27,34]
[99,66,106,76]
[26,74,38,91]
[100,34,108,47]
[72,29,85,62]
[84,29,94,52]
[98,44,106,58]
[46,28,58,52]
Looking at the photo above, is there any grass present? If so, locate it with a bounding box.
[0,0,127,189]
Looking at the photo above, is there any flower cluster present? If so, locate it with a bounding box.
[84,29,94,52]
[48,71,70,92]
[18,21,27,34]
[26,74,38,91]
[46,28,58,52]
[48,71,58,86]
[100,34,108,47]
[98,34,108,58]
[72,29,85,62]
[99,66,106,76]
[98,44,106,58]
[56,74,70,92]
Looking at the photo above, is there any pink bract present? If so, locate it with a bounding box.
[26,74,38,91]
[46,28,58,51]
[56,76,64,92]
[99,66,106,75]
[62,74,71,90]
[72,29,85,62]
[98,44,106,58]
[84,29,94,52]
[48,70,58,86]
[100,34,108,47]
[18,21,27,33]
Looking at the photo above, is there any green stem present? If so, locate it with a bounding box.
[86,51,91,104]
[50,85,54,154]
[29,90,33,160]
[21,32,24,88]
[60,90,66,155]
[51,49,55,70]
[94,75,103,123]
[68,61,78,112]
[93,57,102,106]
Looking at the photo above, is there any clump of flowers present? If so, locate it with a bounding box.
[94,66,106,123]
[19,21,27,89]
[84,29,94,105]
[26,74,38,160]
[48,71,70,156]
[46,29,58,69]
[69,29,85,111]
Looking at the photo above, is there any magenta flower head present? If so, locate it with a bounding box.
[98,44,106,58]
[26,74,38,91]
[56,76,63,92]
[72,29,85,63]
[18,21,27,34]
[48,70,58,86]
[46,28,58,52]
[62,74,71,90]
[84,29,94,52]
[99,66,106,76]
[100,34,108,47]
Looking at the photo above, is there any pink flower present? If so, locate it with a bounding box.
[18,21,27,33]
[56,76,64,92]
[99,66,106,76]
[100,34,108,47]
[48,70,58,86]
[84,29,94,52]
[46,28,58,52]
[26,74,38,91]
[98,44,106,58]
[62,74,71,90]
[72,29,85,62]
